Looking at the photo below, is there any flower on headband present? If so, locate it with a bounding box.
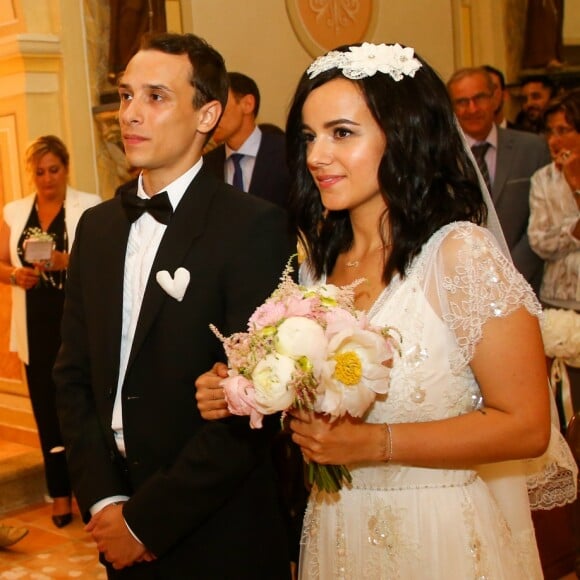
[307,42,422,82]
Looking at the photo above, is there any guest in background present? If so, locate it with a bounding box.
[515,75,558,134]
[447,66,551,295]
[204,72,291,208]
[528,88,580,580]
[483,64,513,128]
[529,89,580,410]
[0,135,101,527]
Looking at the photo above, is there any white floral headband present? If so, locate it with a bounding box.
[307,42,422,82]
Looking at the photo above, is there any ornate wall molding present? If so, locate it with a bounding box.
[286,0,378,57]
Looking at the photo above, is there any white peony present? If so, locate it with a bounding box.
[276,317,328,367]
[251,353,297,414]
[316,326,393,419]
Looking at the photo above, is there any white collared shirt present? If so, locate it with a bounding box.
[111,159,203,455]
[224,126,262,190]
[465,124,498,186]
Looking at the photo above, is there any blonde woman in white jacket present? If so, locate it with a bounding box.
[0,135,100,527]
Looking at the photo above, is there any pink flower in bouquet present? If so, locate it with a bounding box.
[248,301,287,331]
[223,375,264,428]
[284,294,317,318]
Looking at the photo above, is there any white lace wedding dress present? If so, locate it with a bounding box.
[298,222,577,580]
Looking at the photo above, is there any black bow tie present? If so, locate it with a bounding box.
[121,190,173,225]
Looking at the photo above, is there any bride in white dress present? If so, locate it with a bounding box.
[195,43,577,579]
[283,44,577,579]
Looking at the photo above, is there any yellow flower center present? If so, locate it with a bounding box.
[333,351,362,386]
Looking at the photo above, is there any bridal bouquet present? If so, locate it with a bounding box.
[210,260,399,492]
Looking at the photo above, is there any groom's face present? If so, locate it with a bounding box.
[118,49,207,188]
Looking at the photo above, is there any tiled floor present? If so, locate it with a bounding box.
[0,438,104,578]
[0,501,105,579]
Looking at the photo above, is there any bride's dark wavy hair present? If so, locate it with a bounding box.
[285,44,487,283]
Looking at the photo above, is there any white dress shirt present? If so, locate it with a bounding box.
[224,126,262,191]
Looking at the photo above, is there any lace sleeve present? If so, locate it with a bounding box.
[422,223,577,509]
[421,223,541,374]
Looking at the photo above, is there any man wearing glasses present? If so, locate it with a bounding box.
[447,66,551,295]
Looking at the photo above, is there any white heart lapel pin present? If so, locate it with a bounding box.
[156,267,190,302]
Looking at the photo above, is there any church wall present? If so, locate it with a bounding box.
[180,0,459,129]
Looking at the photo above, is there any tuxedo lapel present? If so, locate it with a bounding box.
[492,129,512,204]
[127,171,217,371]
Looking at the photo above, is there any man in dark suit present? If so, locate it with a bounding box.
[54,33,292,579]
[448,66,551,294]
[203,72,290,209]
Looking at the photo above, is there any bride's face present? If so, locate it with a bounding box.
[301,78,387,216]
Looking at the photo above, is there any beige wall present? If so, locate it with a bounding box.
[180,0,461,129]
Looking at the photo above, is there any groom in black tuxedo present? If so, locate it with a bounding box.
[54,33,292,578]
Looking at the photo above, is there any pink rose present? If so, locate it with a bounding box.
[222,375,264,428]
[284,295,317,318]
[248,301,286,330]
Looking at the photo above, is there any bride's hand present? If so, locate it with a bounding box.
[289,409,383,465]
[195,362,231,420]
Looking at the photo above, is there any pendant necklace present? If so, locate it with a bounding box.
[345,244,390,268]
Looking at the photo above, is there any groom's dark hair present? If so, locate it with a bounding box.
[141,32,229,113]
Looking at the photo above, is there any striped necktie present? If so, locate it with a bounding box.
[470,142,492,192]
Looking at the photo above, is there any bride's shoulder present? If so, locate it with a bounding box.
[425,221,503,261]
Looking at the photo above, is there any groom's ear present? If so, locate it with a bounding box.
[196,100,222,136]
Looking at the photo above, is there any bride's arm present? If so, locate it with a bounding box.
[289,305,550,467]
